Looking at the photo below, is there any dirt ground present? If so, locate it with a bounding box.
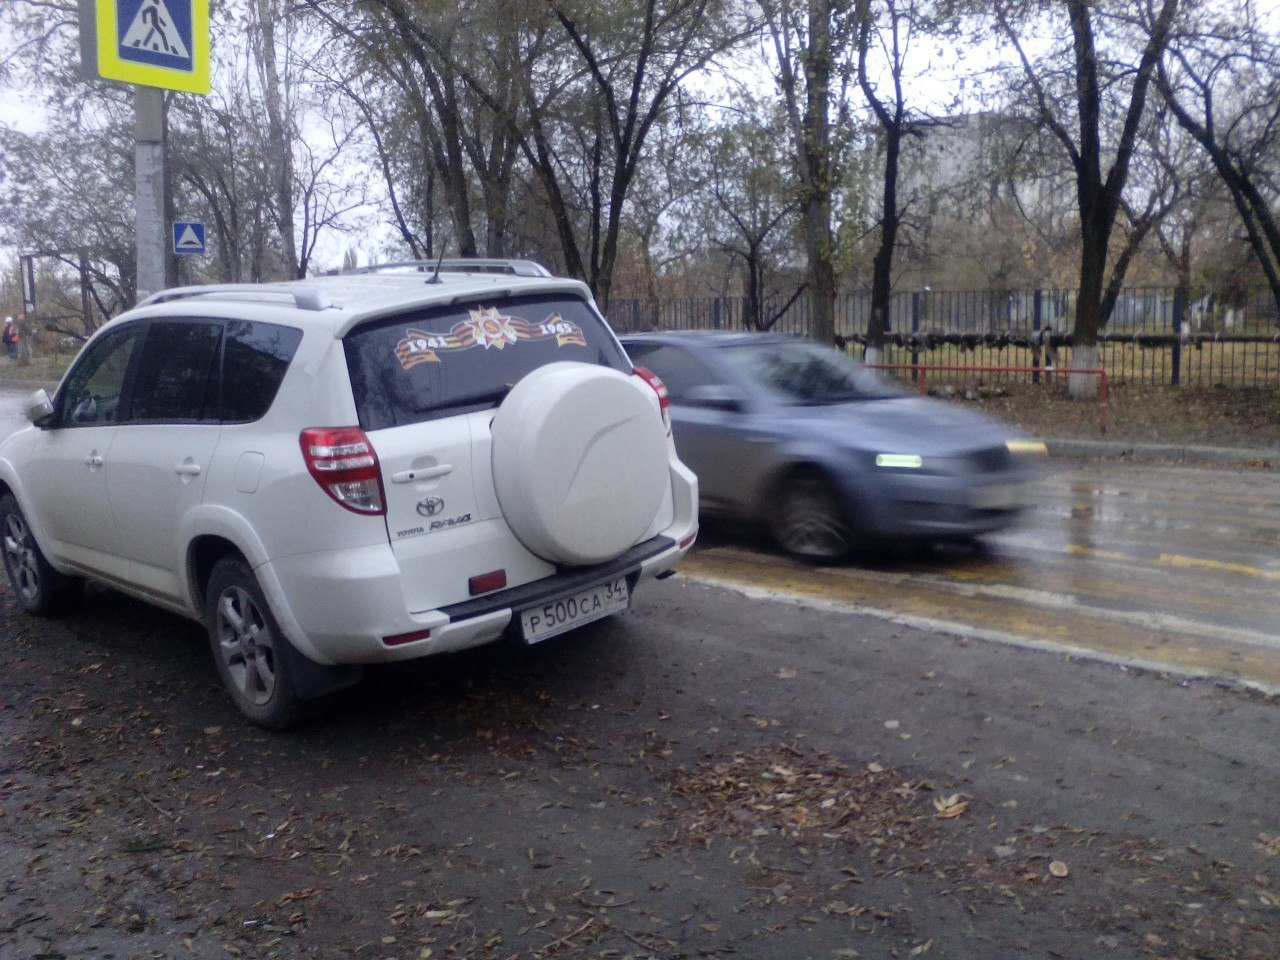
[940,379,1280,449]
[3,576,1278,960]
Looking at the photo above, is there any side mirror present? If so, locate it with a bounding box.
[25,389,55,428]
[683,384,745,413]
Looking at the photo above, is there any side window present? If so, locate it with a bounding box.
[221,320,303,423]
[130,321,223,423]
[626,343,717,401]
[60,326,144,427]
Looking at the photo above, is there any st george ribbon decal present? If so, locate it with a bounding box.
[396,307,587,370]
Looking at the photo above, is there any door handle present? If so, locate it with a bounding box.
[391,463,453,484]
[174,463,203,477]
[84,454,104,467]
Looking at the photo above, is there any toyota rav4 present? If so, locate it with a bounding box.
[0,260,698,727]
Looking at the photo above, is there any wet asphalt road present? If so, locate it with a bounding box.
[0,386,32,439]
[681,459,1280,693]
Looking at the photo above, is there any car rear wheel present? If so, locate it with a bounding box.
[770,472,853,561]
[0,493,83,615]
[206,557,310,730]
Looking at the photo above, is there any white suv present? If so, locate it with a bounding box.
[0,261,698,727]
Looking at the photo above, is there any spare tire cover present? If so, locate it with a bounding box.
[492,362,669,566]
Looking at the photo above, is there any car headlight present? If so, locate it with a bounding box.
[874,453,924,470]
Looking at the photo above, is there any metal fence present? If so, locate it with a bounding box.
[609,286,1280,387]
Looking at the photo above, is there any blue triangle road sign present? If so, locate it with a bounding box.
[172,221,206,255]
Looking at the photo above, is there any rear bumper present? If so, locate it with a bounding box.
[258,532,693,667]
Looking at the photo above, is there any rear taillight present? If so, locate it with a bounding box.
[632,365,671,434]
[299,427,386,515]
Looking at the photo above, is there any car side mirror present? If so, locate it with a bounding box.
[683,384,745,413]
[25,389,55,428]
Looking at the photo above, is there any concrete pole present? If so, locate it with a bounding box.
[134,86,167,304]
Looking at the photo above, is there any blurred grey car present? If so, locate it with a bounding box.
[621,332,1045,559]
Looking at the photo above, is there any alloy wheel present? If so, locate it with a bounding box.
[3,511,41,605]
[775,477,851,560]
[214,586,277,706]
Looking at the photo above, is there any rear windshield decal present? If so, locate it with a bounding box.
[395,307,586,370]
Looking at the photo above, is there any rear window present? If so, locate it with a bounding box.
[344,294,629,431]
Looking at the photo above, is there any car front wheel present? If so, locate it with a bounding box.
[206,556,310,730]
[0,493,83,615]
[770,471,853,561]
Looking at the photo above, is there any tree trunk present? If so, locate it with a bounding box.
[255,0,299,278]
[801,0,836,345]
[1071,232,1108,397]
[866,128,899,354]
[1069,342,1099,397]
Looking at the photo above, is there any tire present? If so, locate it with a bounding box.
[770,471,854,561]
[0,493,83,615]
[205,556,311,730]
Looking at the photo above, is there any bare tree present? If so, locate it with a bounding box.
[996,0,1178,394]
[1157,0,1280,317]
[854,0,951,360]
[254,0,302,276]
[761,0,851,344]
[697,105,804,329]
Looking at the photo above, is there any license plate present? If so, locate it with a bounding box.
[519,576,630,643]
[971,482,1032,510]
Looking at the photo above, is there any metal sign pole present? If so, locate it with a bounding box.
[135,85,167,304]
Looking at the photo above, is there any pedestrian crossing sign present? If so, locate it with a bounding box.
[95,0,209,94]
[173,221,206,255]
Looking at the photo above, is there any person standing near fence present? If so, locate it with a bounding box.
[2,318,18,362]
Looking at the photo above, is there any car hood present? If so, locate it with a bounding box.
[774,395,1022,455]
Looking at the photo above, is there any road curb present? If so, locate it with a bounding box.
[1045,437,1278,466]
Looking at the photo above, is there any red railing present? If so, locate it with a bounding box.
[868,364,1109,434]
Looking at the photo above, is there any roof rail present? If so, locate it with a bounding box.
[136,284,332,312]
[350,258,553,278]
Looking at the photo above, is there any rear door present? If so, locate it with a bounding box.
[344,293,631,611]
[105,319,223,603]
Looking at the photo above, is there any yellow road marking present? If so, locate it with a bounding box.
[1039,541,1280,581]
[1157,552,1280,580]
[678,548,1280,693]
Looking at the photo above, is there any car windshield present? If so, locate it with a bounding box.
[718,340,904,405]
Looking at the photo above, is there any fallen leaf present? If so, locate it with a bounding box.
[1049,860,1070,878]
[884,720,900,729]
[933,794,969,819]
[867,762,884,773]
[778,668,796,679]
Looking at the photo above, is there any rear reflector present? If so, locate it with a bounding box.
[679,534,696,549]
[300,427,386,515]
[469,570,507,595]
[383,628,432,647]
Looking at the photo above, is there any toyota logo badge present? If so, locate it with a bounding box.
[417,496,445,517]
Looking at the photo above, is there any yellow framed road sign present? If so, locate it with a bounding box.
[95,0,210,94]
